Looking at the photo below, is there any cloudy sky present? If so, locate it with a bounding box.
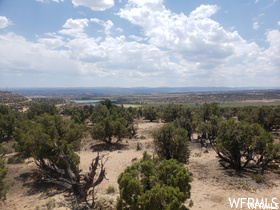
[0,0,279,88]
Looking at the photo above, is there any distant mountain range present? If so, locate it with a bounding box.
[2,87,280,98]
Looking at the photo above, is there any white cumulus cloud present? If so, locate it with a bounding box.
[264,30,280,67]
[189,4,219,19]
[116,1,280,86]
[129,35,143,42]
[0,16,11,29]
[0,32,78,77]
[72,0,114,11]
[38,37,65,49]
[59,18,89,37]
[1,1,279,87]
[90,18,114,36]
[118,3,247,67]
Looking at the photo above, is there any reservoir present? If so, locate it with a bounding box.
[69,100,101,104]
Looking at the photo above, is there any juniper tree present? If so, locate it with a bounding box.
[117,153,191,210]
[13,113,107,208]
[215,119,280,172]
[153,123,190,163]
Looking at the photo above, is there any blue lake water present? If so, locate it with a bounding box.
[69,100,101,104]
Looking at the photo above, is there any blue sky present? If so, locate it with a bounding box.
[0,0,279,88]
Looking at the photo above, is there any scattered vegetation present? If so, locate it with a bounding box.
[215,119,280,172]
[1,89,280,208]
[136,142,142,151]
[0,144,12,201]
[13,114,86,166]
[0,157,9,201]
[142,106,158,122]
[139,135,146,139]
[106,186,116,194]
[90,100,138,144]
[153,123,190,163]
[7,157,24,164]
[26,103,58,119]
[116,152,191,210]
[189,199,194,208]
[250,173,265,183]
[228,179,253,191]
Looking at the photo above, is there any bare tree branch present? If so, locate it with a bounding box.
[37,148,107,208]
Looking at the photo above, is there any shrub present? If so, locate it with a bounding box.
[7,157,24,164]
[0,158,9,201]
[215,119,280,172]
[91,117,128,144]
[136,142,142,151]
[153,123,190,163]
[0,144,11,201]
[250,173,265,183]
[27,103,58,119]
[106,186,116,194]
[14,114,86,168]
[116,153,191,210]
[142,106,158,122]
[189,200,194,208]
[139,135,146,139]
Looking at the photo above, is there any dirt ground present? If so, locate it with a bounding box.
[2,119,280,209]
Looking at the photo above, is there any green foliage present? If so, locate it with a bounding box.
[117,154,191,210]
[136,142,142,151]
[250,173,265,183]
[161,104,186,123]
[7,157,24,164]
[27,103,58,119]
[14,114,86,167]
[90,104,110,124]
[63,106,93,124]
[91,117,128,144]
[198,102,221,123]
[153,123,190,163]
[101,99,114,109]
[142,106,158,122]
[197,122,209,139]
[216,119,279,171]
[208,115,220,138]
[189,200,194,208]
[0,105,9,115]
[0,144,11,201]
[196,114,221,140]
[237,106,279,131]
[0,158,9,201]
[0,106,16,142]
[173,107,193,141]
[275,105,280,130]
[193,103,222,140]
[106,185,116,194]
[0,144,8,157]
[90,100,137,144]
[160,105,194,142]
[126,107,140,119]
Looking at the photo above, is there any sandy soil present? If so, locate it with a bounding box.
[188,143,280,209]
[3,119,280,209]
